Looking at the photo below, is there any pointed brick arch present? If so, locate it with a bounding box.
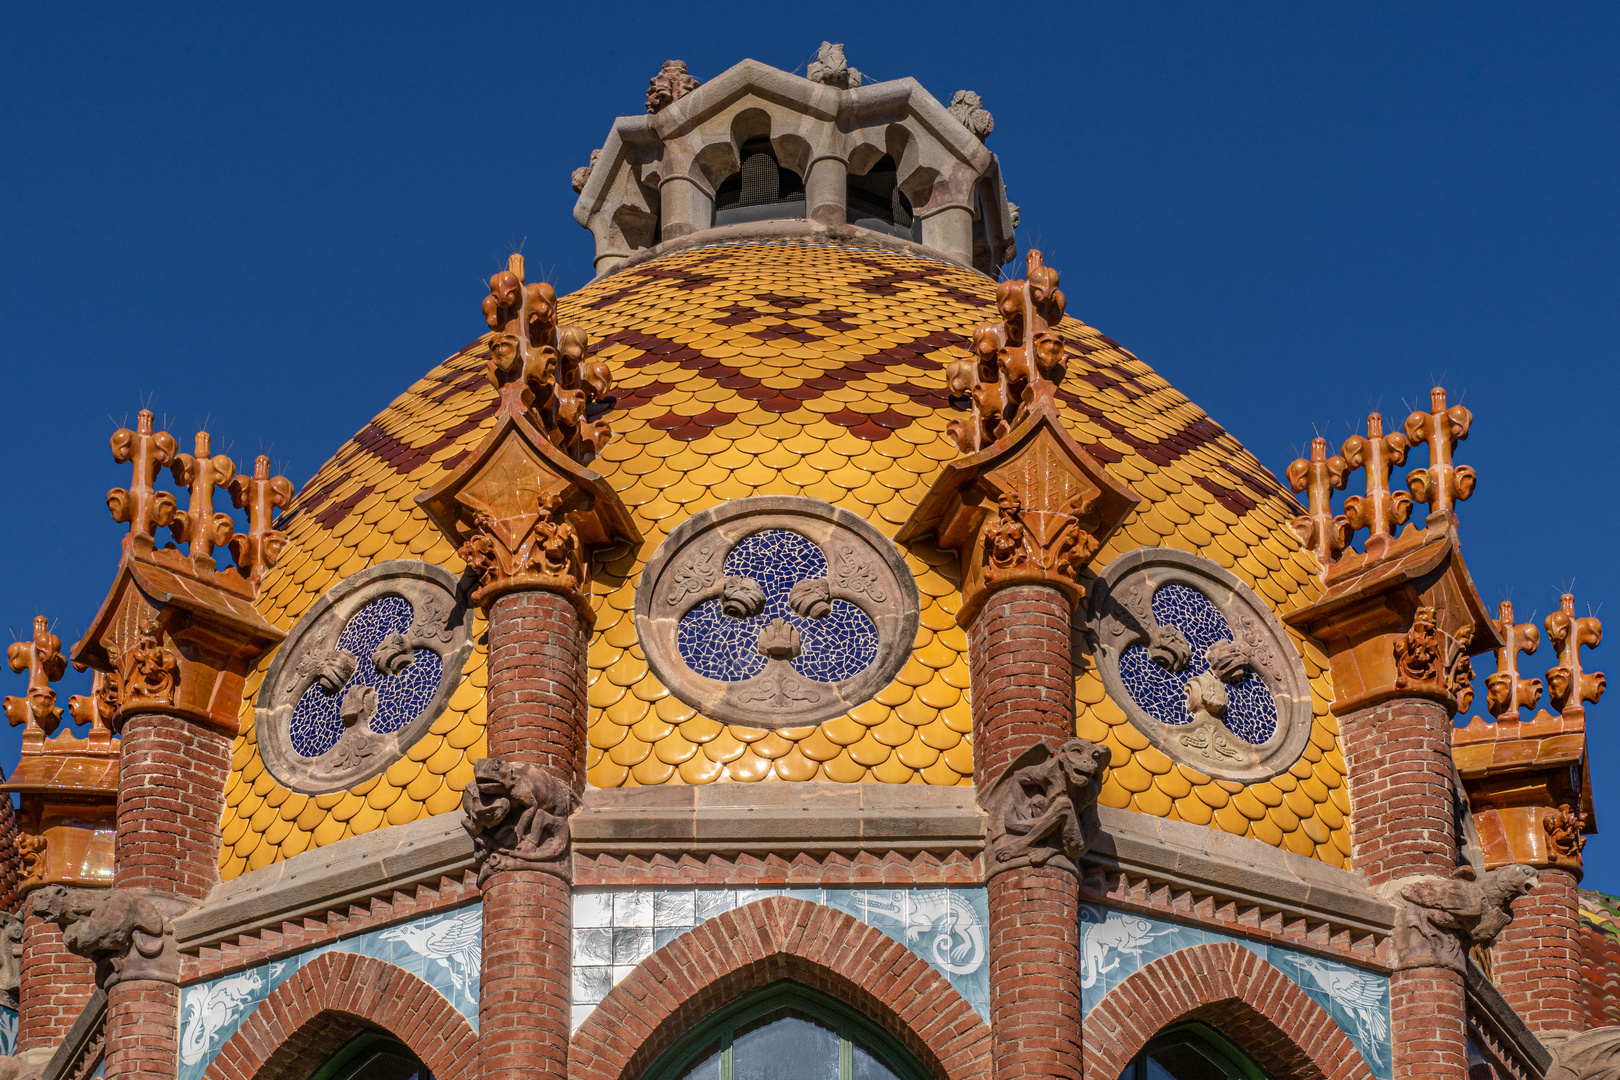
[198,951,478,1080]
[569,895,992,1080]
[1081,942,1377,1080]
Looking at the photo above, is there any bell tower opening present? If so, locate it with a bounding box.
[713,137,807,226]
[845,155,920,241]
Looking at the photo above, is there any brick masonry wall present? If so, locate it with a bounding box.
[481,586,589,1080]
[486,589,587,792]
[1490,865,1583,1033]
[1081,941,1374,1080]
[970,583,1083,1080]
[1338,696,1467,1078]
[968,584,1074,789]
[16,915,98,1053]
[570,895,990,1080]
[107,710,234,1080]
[115,712,233,899]
[198,951,477,1080]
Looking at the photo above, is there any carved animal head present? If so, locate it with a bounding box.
[466,757,519,831]
[1185,671,1229,719]
[1053,738,1112,800]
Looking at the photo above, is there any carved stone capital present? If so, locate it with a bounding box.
[1546,1028,1620,1080]
[899,405,1137,627]
[980,737,1111,878]
[1384,864,1537,972]
[30,885,193,988]
[462,756,581,886]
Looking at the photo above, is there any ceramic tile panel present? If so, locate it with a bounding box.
[175,903,481,1080]
[219,238,1350,878]
[571,886,989,1031]
[1079,903,1391,1078]
[0,1005,15,1056]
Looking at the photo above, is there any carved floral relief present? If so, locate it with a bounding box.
[1086,547,1313,783]
[635,497,919,730]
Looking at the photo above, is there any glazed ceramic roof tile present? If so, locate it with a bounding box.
[217,238,1349,877]
[1580,889,1620,1027]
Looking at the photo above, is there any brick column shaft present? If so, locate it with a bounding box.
[970,584,1083,1080]
[105,712,232,1080]
[1339,697,1467,1079]
[480,589,586,1080]
[1491,865,1583,1032]
[16,917,98,1053]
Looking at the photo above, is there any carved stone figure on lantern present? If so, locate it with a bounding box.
[646,60,700,113]
[31,884,193,988]
[948,90,994,140]
[462,756,580,885]
[981,737,1112,875]
[1389,863,1538,972]
[806,41,861,89]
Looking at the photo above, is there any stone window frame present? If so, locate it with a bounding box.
[1084,547,1313,784]
[633,496,920,731]
[255,560,475,795]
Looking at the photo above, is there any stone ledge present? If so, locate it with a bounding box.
[1086,806,1396,939]
[599,219,979,279]
[172,812,475,951]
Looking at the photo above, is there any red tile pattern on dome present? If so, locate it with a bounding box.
[218,239,1348,878]
[1580,889,1620,1028]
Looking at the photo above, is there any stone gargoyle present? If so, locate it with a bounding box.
[462,756,581,885]
[980,737,1112,876]
[1388,864,1537,972]
[1546,1027,1620,1080]
[30,885,193,988]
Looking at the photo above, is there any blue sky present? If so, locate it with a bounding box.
[2,4,1616,888]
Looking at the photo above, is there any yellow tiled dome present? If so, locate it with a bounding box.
[218,238,1350,879]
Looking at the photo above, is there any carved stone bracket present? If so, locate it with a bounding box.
[980,737,1111,877]
[30,885,192,988]
[462,757,581,886]
[1385,864,1537,972]
[417,254,640,616]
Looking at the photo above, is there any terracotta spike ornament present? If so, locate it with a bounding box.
[168,431,237,574]
[1404,387,1476,521]
[1485,601,1543,723]
[1286,436,1351,567]
[227,455,293,589]
[1339,413,1413,563]
[4,618,67,748]
[106,411,179,540]
[901,251,1137,626]
[418,254,640,615]
[1546,594,1604,720]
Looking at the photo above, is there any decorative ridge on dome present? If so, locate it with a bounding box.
[573,55,1016,279]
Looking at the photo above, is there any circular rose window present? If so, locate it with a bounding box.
[634,496,920,729]
[255,560,474,793]
[1085,547,1312,783]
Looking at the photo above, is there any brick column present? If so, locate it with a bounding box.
[104,711,232,1080]
[479,588,586,1080]
[971,584,1084,1080]
[16,918,97,1055]
[1339,697,1469,1078]
[1490,865,1583,1032]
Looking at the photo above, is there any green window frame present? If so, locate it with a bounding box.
[642,982,932,1080]
[306,1032,432,1080]
[1116,1022,1273,1080]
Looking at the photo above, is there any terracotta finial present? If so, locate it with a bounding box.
[169,430,237,571]
[1340,413,1412,560]
[946,249,1068,453]
[1484,600,1543,723]
[4,617,67,745]
[1404,387,1476,520]
[106,410,179,540]
[66,669,118,747]
[228,455,293,587]
[482,253,614,464]
[1545,594,1604,720]
[1286,436,1351,567]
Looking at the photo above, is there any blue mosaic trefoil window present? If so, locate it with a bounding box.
[676,530,879,683]
[288,596,444,758]
[1117,583,1278,744]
